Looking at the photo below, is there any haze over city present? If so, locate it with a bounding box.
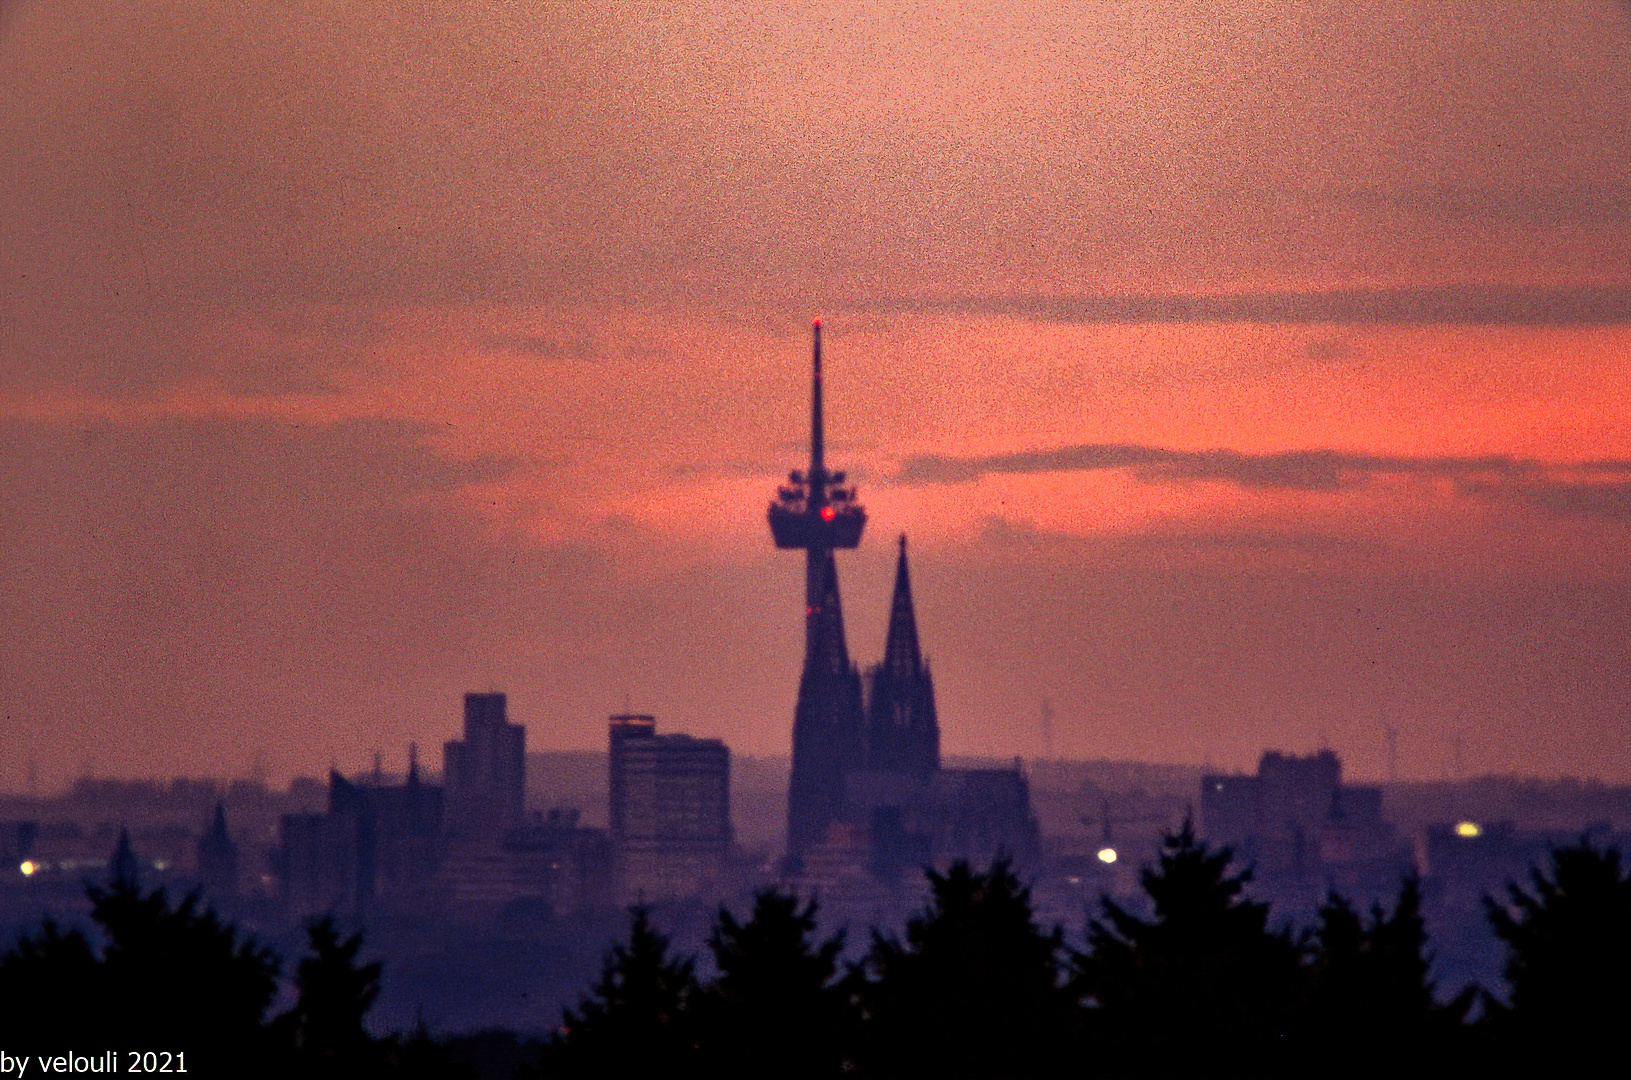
[6,1,1631,790]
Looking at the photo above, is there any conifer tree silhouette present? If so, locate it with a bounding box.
[696,889,854,1078]
[93,881,282,1068]
[0,881,281,1076]
[272,916,388,1077]
[541,905,701,1078]
[857,858,1074,1079]
[1075,822,1302,1078]
[0,919,103,1054]
[1484,838,1631,1075]
[1300,878,1469,1074]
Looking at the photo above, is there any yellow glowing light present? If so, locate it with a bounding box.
[1455,821,1482,838]
[1097,847,1118,864]
[19,860,37,876]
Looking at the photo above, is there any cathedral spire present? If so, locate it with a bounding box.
[110,827,140,889]
[197,802,239,896]
[865,533,939,777]
[881,534,921,678]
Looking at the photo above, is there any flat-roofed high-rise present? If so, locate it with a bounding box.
[608,713,731,899]
[444,691,525,837]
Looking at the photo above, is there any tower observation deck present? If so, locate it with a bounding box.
[771,321,868,862]
[767,321,866,550]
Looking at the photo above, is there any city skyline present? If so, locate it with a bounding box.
[5,3,1631,789]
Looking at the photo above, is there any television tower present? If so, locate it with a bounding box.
[770,320,868,861]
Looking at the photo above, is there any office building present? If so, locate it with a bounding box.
[608,714,731,900]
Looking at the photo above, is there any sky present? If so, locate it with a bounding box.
[4,1,1631,790]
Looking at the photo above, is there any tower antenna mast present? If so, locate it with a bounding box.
[769,319,868,860]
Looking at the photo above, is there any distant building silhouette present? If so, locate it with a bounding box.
[488,807,614,916]
[277,811,337,917]
[1201,750,1410,909]
[839,763,1043,885]
[110,827,140,888]
[195,802,239,897]
[0,820,37,870]
[437,808,612,917]
[279,758,444,918]
[276,694,619,922]
[927,765,1041,868]
[445,692,526,837]
[608,714,731,901]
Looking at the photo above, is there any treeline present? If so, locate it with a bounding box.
[2,826,1628,1078]
[0,880,455,1077]
[543,825,1631,1079]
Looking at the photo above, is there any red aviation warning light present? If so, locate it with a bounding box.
[771,499,864,547]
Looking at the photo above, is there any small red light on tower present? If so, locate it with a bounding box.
[813,318,821,329]
[821,506,836,520]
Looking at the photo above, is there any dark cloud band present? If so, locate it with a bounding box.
[885,286,1631,326]
[898,445,1530,489]
[897,443,1631,521]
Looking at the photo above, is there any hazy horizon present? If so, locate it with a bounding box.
[10,746,1626,798]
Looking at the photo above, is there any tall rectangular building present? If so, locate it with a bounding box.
[445,692,526,838]
[608,714,731,900]
[1201,750,1410,908]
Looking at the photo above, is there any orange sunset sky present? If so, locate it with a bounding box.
[4,1,1631,789]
